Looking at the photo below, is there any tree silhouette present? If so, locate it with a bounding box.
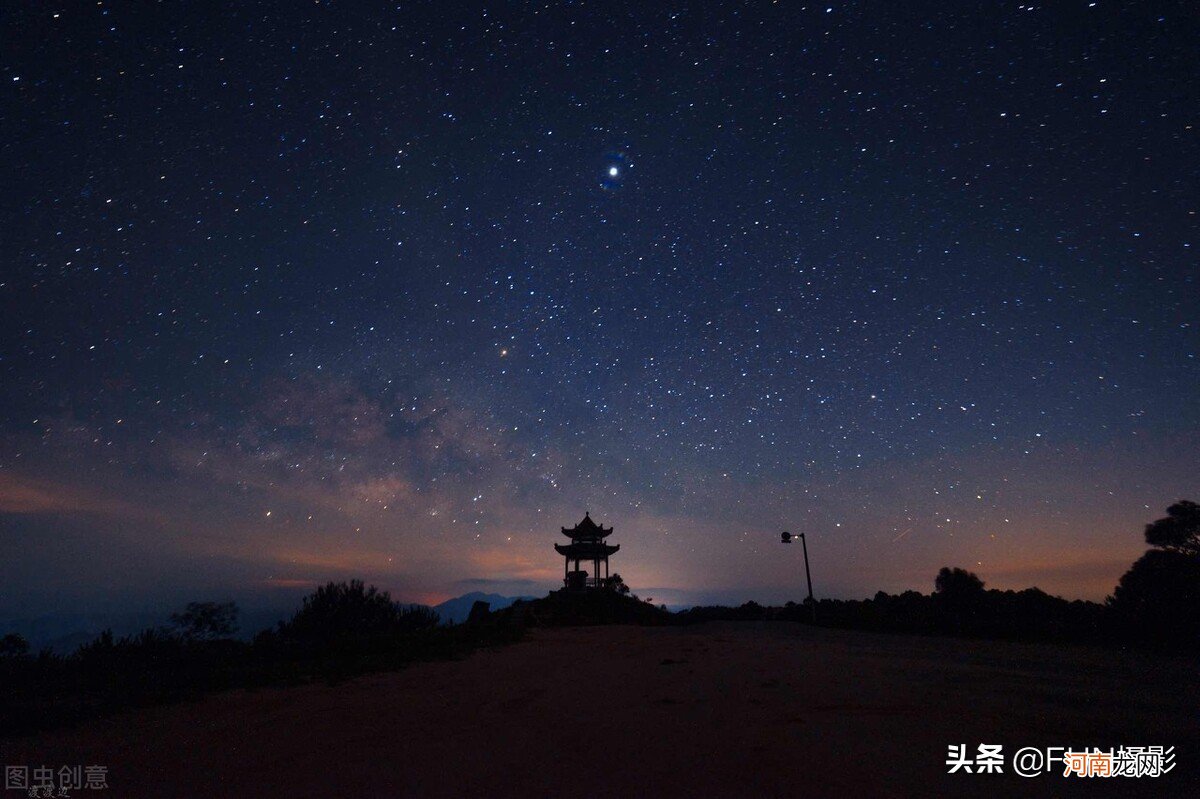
[169,601,240,641]
[1143,500,1200,557]
[1109,500,1200,645]
[935,567,985,599]
[606,573,631,595]
[1111,550,1200,613]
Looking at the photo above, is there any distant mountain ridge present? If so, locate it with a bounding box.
[432,592,539,625]
[3,594,541,650]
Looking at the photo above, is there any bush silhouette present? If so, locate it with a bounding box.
[0,633,30,658]
[277,580,439,643]
[0,581,518,737]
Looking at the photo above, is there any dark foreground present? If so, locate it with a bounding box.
[5,622,1197,797]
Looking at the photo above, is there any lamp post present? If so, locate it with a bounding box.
[780,531,816,623]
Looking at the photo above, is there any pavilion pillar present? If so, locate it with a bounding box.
[556,514,619,592]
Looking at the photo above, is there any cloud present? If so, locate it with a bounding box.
[1,368,1196,616]
[0,471,155,522]
[456,577,542,588]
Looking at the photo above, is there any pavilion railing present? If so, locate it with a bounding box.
[563,576,608,589]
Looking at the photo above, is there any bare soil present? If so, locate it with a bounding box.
[4,622,1197,797]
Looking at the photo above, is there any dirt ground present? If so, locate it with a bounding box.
[4,622,1197,797]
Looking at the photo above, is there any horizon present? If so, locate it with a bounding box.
[0,497,1181,626]
[3,1,1198,626]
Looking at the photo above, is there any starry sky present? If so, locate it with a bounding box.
[2,1,1197,619]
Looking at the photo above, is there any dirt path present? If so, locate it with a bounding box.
[4,623,1197,797]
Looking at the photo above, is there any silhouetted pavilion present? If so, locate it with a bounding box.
[556,513,619,590]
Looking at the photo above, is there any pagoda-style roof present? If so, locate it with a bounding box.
[555,541,620,560]
[560,512,613,540]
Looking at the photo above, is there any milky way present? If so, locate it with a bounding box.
[1,2,1196,615]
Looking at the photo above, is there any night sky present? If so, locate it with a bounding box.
[2,1,1197,620]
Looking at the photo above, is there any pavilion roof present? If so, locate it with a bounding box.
[555,541,620,559]
[560,512,613,540]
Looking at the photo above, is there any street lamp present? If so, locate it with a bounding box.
[781,531,816,622]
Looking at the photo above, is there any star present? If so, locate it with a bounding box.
[1,0,1193,612]
[600,151,630,190]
